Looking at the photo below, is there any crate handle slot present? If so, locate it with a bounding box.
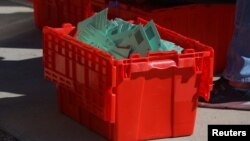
[149,60,176,70]
[130,59,176,73]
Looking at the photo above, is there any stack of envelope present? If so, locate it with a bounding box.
[77,8,183,59]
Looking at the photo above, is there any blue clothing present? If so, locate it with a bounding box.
[223,0,250,83]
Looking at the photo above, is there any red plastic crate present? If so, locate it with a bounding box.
[33,0,59,28]
[92,3,235,73]
[57,0,91,26]
[43,18,213,141]
[33,0,91,28]
[34,1,234,73]
[33,0,151,28]
[151,4,235,73]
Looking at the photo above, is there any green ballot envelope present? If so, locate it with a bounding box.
[77,8,183,59]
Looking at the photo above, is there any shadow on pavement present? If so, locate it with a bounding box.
[0,57,106,141]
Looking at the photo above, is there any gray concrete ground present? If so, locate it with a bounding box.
[0,0,250,141]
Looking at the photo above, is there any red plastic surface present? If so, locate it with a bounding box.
[56,85,114,140]
[57,0,91,26]
[33,0,91,28]
[43,18,213,140]
[105,3,235,73]
[33,0,59,28]
[151,4,235,73]
[57,85,115,140]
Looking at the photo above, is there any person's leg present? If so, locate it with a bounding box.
[199,0,250,110]
[223,0,250,85]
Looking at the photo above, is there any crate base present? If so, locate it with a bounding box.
[57,85,115,140]
[56,71,198,141]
